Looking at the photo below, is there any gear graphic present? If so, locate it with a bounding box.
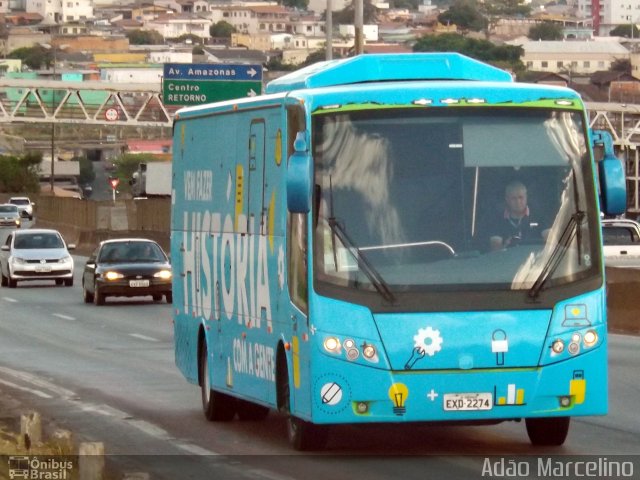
[277,245,285,290]
[413,326,443,357]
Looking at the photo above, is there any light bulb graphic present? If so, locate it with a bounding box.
[388,383,409,416]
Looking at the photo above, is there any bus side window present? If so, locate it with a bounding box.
[287,105,308,314]
[288,212,308,315]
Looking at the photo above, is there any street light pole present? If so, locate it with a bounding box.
[49,44,56,194]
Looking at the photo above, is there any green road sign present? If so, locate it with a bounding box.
[163,79,262,106]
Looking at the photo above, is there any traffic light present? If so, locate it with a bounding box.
[108,177,120,190]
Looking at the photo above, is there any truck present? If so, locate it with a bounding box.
[171,53,626,450]
[601,218,640,268]
[130,162,172,197]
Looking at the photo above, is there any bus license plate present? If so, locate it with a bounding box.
[443,393,493,411]
[129,280,149,287]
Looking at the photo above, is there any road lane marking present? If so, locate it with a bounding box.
[1,297,17,302]
[53,313,76,321]
[0,379,53,399]
[0,366,76,398]
[129,333,160,342]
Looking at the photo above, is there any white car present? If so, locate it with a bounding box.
[8,196,34,220]
[0,229,75,288]
[0,204,21,229]
[601,218,640,269]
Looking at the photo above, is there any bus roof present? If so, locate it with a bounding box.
[265,53,513,94]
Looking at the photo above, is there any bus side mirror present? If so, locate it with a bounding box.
[287,133,312,213]
[592,130,626,216]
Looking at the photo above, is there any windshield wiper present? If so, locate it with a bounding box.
[528,210,585,300]
[327,217,396,304]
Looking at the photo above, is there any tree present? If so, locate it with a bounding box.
[0,152,42,193]
[210,21,236,38]
[76,156,95,186]
[528,22,564,40]
[282,0,309,9]
[413,33,524,72]
[332,0,378,25]
[8,46,52,70]
[126,29,164,45]
[610,24,640,38]
[170,34,203,45]
[437,0,487,32]
[611,58,631,72]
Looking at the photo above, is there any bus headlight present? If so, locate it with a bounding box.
[583,330,598,347]
[362,343,377,360]
[551,339,565,354]
[323,337,341,353]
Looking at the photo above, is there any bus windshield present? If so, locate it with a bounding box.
[312,107,599,305]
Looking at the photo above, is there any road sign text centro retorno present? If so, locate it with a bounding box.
[162,63,263,106]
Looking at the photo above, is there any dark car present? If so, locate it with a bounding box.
[82,238,172,305]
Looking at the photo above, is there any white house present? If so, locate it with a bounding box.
[26,0,93,23]
[100,67,163,84]
[145,14,211,40]
[517,40,630,74]
[338,24,379,42]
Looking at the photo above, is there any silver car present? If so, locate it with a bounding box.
[0,204,21,229]
[8,196,34,220]
[0,229,75,288]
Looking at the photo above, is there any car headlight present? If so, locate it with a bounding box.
[103,271,124,280]
[15,219,20,226]
[153,270,172,280]
[10,257,26,265]
[58,255,72,263]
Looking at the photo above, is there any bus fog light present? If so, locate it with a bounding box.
[559,396,572,407]
[568,342,580,355]
[346,348,359,360]
[362,344,377,359]
[584,330,598,347]
[551,340,564,354]
[355,402,369,414]
[323,337,341,353]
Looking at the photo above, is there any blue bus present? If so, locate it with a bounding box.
[171,53,626,450]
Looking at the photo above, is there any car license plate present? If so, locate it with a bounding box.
[129,279,150,287]
[443,392,493,411]
[35,266,51,273]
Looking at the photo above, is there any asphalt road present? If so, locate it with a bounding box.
[0,257,638,479]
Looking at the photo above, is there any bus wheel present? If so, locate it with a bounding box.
[236,399,270,421]
[278,356,328,451]
[525,417,570,446]
[199,341,236,421]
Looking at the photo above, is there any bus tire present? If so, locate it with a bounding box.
[525,417,570,446]
[199,341,236,421]
[277,352,328,450]
[236,399,270,421]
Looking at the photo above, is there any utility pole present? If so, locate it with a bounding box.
[354,0,364,54]
[326,0,333,60]
[50,43,56,194]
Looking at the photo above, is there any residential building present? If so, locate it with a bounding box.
[145,13,211,41]
[208,4,290,37]
[25,0,93,24]
[577,0,640,36]
[517,39,630,75]
[338,24,379,42]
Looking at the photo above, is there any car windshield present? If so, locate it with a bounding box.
[14,233,64,249]
[10,199,29,205]
[99,242,165,263]
[0,205,18,213]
